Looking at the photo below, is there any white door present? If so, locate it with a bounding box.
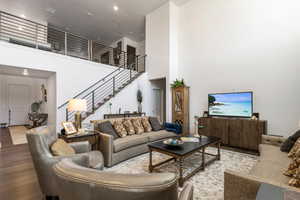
[153,89,162,121]
[8,84,30,126]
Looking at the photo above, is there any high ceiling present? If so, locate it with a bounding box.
[0,0,181,44]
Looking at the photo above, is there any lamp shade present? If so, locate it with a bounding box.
[67,99,87,112]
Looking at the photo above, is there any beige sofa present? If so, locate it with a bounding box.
[224,135,300,200]
[91,117,177,167]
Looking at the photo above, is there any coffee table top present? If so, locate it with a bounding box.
[148,136,221,157]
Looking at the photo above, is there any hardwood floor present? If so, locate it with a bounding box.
[0,128,42,200]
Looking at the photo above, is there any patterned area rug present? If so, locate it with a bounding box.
[108,147,258,200]
[8,126,28,145]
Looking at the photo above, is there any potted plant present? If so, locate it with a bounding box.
[137,89,143,113]
[171,78,185,88]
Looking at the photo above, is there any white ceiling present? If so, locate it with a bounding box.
[0,65,54,79]
[0,0,184,44]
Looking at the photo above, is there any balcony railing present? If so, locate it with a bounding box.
[0,11,144,71]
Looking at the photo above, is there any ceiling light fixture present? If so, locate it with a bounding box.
[87,12,93,16]
[113,5,119,11]
[23,69,29,76]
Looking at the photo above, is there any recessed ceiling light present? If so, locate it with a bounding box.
[46,8,56,14]
[113,5,119,11]
[20,14,26,18]
[87,12,93,16]
[23,69,29,76]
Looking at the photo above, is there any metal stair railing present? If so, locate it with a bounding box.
[58,55,146,121]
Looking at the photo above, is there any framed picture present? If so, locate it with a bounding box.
[62,122,77,135]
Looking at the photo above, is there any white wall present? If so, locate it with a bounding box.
[0,41,116,129]
[178,0,300,136]
[46,74,57,127]
[0,74,47,124]
[146,3,170,80]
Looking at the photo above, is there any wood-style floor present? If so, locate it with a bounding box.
[0,128,42,200]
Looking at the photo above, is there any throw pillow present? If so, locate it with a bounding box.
[131,118,144,134]
[113,120,128,138]
[141,118,152,132]
[281,130,300,152]
[288,167,300,188]
[149,117,163,131]
[98,121,119,139]
[288,138,300,158]
[123,119,135,135]
[51,139,75,156]
[284,158,300,177]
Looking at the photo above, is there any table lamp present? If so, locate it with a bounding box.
[67,99,87,130]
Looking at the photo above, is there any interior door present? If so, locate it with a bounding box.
[8,84,30,126]
[153,89,162,122]
[127,45,136,69]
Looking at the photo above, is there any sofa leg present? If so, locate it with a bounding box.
[45,196,59,200]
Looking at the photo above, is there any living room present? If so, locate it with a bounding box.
[1,0,300,200]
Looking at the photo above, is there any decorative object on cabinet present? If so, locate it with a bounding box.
[172,86,190,135]
[137,89,143,113]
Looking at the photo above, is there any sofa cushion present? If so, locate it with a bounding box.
[113,135,148,153]
[141,118,152,132]
[149,117,163,131]
[143,130,177,142]
[98,121,119,139]
[251,144,291,184]
[113,120,128,138]
[288,138,300,158]
[123,119,135,135]
[281,130,300,152]
[131,118,144,134]
[51,139,75,156]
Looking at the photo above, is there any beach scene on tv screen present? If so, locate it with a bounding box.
[208,92,252,117]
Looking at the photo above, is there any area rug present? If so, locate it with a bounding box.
[8,126,28,145]
[108,147,258,200]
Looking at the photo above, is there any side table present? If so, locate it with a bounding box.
[59,130,100,150]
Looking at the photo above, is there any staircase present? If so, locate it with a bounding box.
[58,55,146,122]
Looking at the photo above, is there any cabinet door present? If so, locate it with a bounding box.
[198,118,210,136]
[209,118,229,144]
[228,120,242,147]
[240,121,260,151]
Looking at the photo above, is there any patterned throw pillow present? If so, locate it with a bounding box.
[141,118,152,132]
[284,157,300,177]
[288,138,300,158]
[131,118,144,134]
[123,119,135,135]
[288,167,300,188]
[113,120,127,138]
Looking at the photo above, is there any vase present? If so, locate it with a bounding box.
[138,103,142,113]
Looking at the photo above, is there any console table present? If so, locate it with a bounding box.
[198,117,267,152]
[104,112,146,119]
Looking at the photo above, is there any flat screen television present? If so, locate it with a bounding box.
[208,92,253,118]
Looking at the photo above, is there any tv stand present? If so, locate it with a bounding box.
[198,117,267,152]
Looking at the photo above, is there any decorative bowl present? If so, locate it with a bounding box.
[163,138,184,147]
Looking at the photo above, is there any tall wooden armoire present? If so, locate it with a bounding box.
[172,86,190,135]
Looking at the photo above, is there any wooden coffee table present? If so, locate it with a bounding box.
[148,136,221,187]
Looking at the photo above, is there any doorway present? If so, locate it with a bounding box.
[127,45,136,69]
[153,89,164,122]
[8,84,30,126]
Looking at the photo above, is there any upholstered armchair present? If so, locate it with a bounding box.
[26,126,104,200]
[54,159,194,200]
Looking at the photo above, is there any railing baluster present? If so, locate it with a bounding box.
[35,24,38,48]
[64,32,67,55]
[92,91,95,112]
[66,109,69,121]
[113,77,115,96]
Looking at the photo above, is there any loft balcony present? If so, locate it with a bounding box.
[0,11,146,72]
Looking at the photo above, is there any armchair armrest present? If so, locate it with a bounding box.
[179,183,193,200]
[164,122,182,134]
[224,170,300,200]
[262,135,286,146]
[99,132,114,167]
[69,141,91,153]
